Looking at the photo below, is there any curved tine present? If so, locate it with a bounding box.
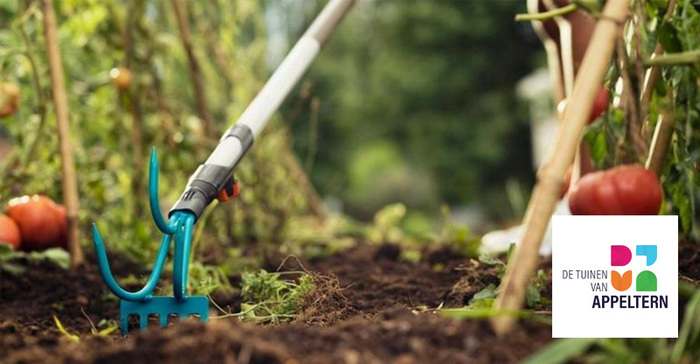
[173,212,195,301]
[92,223,173,302]
[149,147,176,235]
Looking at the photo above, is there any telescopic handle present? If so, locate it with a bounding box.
[170,0,355,220]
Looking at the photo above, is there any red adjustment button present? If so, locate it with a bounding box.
[218,180,241,202]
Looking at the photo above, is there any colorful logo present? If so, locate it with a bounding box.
[610,245,657,292]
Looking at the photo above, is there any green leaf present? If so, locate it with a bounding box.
[521,338,598,364]
[478,254,502,266]
[440,306,531,320]
[584,126,608,169]
[28,249,70,270]
[53,315,80,343]
[526,285,542,307]
[0,243,14,255]
[471,283,498,303]
[658,22,683,53]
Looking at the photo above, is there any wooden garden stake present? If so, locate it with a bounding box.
[645,91,675,175]
[41,0,84,267]
[641,0,678,176]
[492,0,629,335]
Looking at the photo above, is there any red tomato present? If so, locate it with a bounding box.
[54,204,68,250]
[6,195,64,251]
[589,87,609,124]
[0,214,21,250]
[569,166,662,215]
[556,87,609,125]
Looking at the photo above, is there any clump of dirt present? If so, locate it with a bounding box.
[304,244,490,313]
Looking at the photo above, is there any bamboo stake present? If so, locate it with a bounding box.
[492,0,629,335]
[645,91,675,175]
[41,0,84,267]
[640,0,676,140]
[171,0,216,138]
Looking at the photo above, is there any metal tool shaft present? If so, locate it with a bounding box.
[170,0,355,220]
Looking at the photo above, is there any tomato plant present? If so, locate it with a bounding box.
[580,1,700,238]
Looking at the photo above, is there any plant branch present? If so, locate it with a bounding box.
[645,91,675,175]
[170,0,216,138]
[515,3,577,22]
[617,39,648,161]
[639,0,676,106]
[643,50,700,67]
[639,0,676,142]
[41,0,84,267]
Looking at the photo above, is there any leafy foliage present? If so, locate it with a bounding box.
[283,0,540,219]
[0,244,70,274]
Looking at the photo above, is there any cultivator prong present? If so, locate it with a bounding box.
[93,149,209,334]
[120,296,209,333]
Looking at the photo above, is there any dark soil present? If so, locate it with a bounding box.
[679,239,700,282]
[3,240,697,364]
[0,252,145,350]
[1,243,557,364]
[5,239,682,364]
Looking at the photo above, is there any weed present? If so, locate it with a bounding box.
[235,269,314,323]
[526,269,550,308]
[187,262,234,296]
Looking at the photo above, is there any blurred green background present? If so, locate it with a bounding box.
[278,0,541,222]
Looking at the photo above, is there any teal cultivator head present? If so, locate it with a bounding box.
[93,149,209,334]
[92,0,355,335]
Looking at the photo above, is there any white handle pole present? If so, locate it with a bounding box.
[234,0,355,138]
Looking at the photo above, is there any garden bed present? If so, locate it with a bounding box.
[2,241,697,364]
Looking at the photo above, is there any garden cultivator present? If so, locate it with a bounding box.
[92,0,355,334]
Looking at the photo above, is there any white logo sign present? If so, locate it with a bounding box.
[552,215,678,338]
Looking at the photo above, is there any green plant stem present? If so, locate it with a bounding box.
[189,199,218,266]
[16,49,48,167]
[515,4,577,22]
[644,50,700,67]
